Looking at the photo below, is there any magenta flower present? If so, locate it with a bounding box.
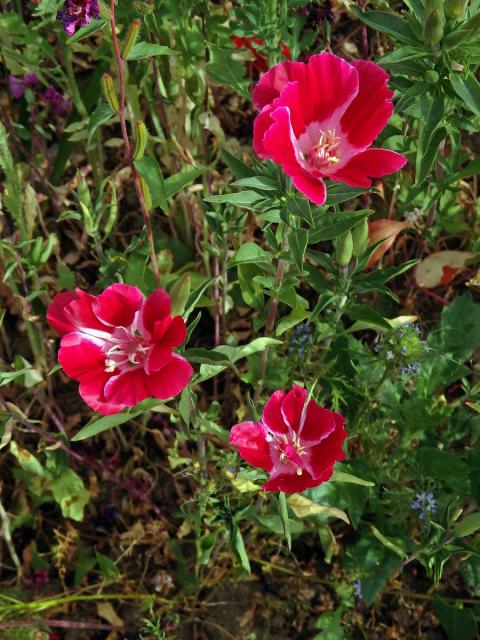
[47,284,193,415]
[8,73,39,99]
[57,0,100,36]
[43,86,72,116]
[230,385,347,493]
[253,52,407,206]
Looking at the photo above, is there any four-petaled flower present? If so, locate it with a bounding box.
[57,0,100,36]
[47,284,193,415]
[253,52,407,206]
[411,491,436,521]
[229,385,347,493]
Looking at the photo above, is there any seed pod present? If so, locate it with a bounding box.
[425,69,440,84]
[139,177,152,211]
[445,0,467,18]
[133,1,154,13]
[133,120,148,160]
[352,219,369,257]
[424,7,445,45]
[336,231,353,266]
[101,73,119,113]
[121,19,141,59]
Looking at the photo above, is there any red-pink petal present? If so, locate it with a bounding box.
[300,402,339,445]
[281,385,308,432]
[78,373,122,415]
[330,149,407,188]
[230,421,274,471]
[104,369,150,406]
[292,174,327,206]
[47,291,77,336]
[253,104,275,158]
[147,345,173,373]
[340,60,394,150]
[263,468,317,493]
[262,390,288,435]
[92,283,144,328]
[262,106,304,174]
[147,354,193,399]
[140,289,172,337]
[161,316,187,348]
[308,425,347,480]
[58,333,106,381]
[253,60,305,110]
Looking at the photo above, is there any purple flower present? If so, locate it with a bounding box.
[353,579,362,600]
[57,0,100,36]
[8,73,40,99]
[43,86,72,116]
[411,491,436,521]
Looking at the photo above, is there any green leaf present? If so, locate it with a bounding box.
[429,293,480,360]
[287,228,309,273]
[454,512,480,537]
[232,176,279,191]
[450,72,480,117]
[67,17,107,45]
[127,42,176,59]
[433,596,477,640]
[416,126,447,184]
[134,156,168,211]
[10,441,45,477]
[347,304,392,330]
[204,190,262,206]
[230,242,272,266]
[49,468,90,521]
[278,492,291,550]
[169,274,191,316]
[287,197,314,227]
[417,447,471,495]
[207,47,248,94]
[287,494,350,524]
[230,522,251,573]
[72,405,158,441]
[459,157,480,179]
[183,348,231,366]
[324,183,368,206]
[352,7,420,44]
[87,103,114,145]
[164,167,205,198]
[309,210,373,243]
[370,525,406,559]
[95,550,119,579]
[220,148,255,179]
[331,470,374,487]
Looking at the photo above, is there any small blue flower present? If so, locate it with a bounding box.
[386,350,394,361]
[411,491,436,521]
[353,579,362,600]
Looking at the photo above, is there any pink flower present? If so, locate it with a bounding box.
[230,385,347,493]
[252,53,407,206]
[47,284,193,415]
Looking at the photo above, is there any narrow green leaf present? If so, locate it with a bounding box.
[164,167,205,198]
[232,176,279,191]
[127,42,176,59]
[87,103,114,145]
[134,156,168,211]
[351,7,420,44]
[204,190,262,206]
[220,148,255,179]
[370,525,406,559]
[67,17,107,45]
[230,522,251,573]
[347,304,392,330]
[433,596,477,640]
[278,492,292,550]
[287,228,309,273]
[72,407,151,441]
[450,72,480,117]
[454,512,480,537]
[309,209,373,243]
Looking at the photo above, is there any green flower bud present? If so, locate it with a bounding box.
[424,7,445,45]
[425,0,444,12]
[121,19,141,60]
[425,69,440,84]
[101,73,119,113]
[139,177,152,211]
[336,231,353,266]
[133,121,148,161]
[352,219,369,257]
[445,0,467,18]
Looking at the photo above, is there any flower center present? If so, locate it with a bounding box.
[307,129,340,171]
[275,432,306,476]
[103,327,151,373]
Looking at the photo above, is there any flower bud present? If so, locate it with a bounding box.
[121,19,141,59]
[101,73,119,113]
[424,7,445,45]
[352,219,369,257]
[425,69,440,84]
[336,231,353,266]
[139,177,152,211]
[445,0,467,18]
[133,120,148,161]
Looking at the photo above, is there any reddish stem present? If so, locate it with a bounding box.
[109,0,161,289]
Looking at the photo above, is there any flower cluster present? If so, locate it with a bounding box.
[288,322,314,359]
[375,322,429,376]
[411,492,437,521]
[47,284,192,415]
[57,0,100,36]
[229,385,347,493]
[404,208,424,225]
[8,73,71,116]
[252,52,407,206]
